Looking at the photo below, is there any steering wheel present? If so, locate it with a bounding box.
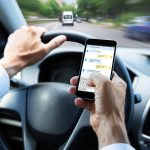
[0,30,134,150]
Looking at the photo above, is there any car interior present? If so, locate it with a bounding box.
[0,0,150,150]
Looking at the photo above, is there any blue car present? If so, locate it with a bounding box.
[124,16,150,41]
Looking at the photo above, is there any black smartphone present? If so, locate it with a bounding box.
[76,39,117,100]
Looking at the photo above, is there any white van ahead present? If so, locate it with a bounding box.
[62,11,74,26]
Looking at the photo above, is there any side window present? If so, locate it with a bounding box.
[0,22,8,58]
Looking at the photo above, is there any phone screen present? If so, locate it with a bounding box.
[78,44,115,93]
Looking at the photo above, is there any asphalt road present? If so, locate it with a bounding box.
[35,21,150,49]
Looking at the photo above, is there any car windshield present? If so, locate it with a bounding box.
[17,0,150,49]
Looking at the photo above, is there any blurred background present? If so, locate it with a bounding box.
[17,0,150,48]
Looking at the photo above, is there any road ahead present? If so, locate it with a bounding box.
[36,21,150,48]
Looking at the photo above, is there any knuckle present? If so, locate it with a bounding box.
[28,26,37,35]
[29,26,36,30]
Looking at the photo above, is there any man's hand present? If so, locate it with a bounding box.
[0,26,66,78]
[69,72,130,148]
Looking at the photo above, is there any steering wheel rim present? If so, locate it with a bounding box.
[42,30,134,130]
[0,30,134,150]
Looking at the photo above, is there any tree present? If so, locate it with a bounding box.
[77,0,99,20]
[77,0,127,19]
[17,0,62,18]
[61,2,77,14]
[17,0,43,14]
[47,0,61,17]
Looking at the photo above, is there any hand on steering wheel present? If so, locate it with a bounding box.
[0,26,66,78]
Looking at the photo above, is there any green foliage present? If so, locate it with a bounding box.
[61,3,77,14]
[17,0,62,18]
[110,12,141,27]
[77,0,150,20]
[17,0,42,14]
[77,0,127,19]
[47,0,61,17]
[77,0,98,18]
[128,0,150,14]
[17,0,78,18]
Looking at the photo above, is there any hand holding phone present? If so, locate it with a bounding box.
[76,39,117,100]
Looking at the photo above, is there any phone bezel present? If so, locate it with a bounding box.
[76,38,117,100]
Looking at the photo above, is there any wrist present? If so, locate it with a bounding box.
[0,58,24,78]
[96,114,129,149]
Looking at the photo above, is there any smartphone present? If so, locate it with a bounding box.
[76,39,117,100]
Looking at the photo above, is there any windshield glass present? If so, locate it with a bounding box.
[17,0,150,49]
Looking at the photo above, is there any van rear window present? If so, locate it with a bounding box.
[64,15,72,19]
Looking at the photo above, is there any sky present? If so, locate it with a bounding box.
[63,0,76,4]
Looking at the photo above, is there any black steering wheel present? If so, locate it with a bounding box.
[0,30,134,150]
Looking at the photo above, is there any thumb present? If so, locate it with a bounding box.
[88,73,108,87]
[43,35,67,52]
